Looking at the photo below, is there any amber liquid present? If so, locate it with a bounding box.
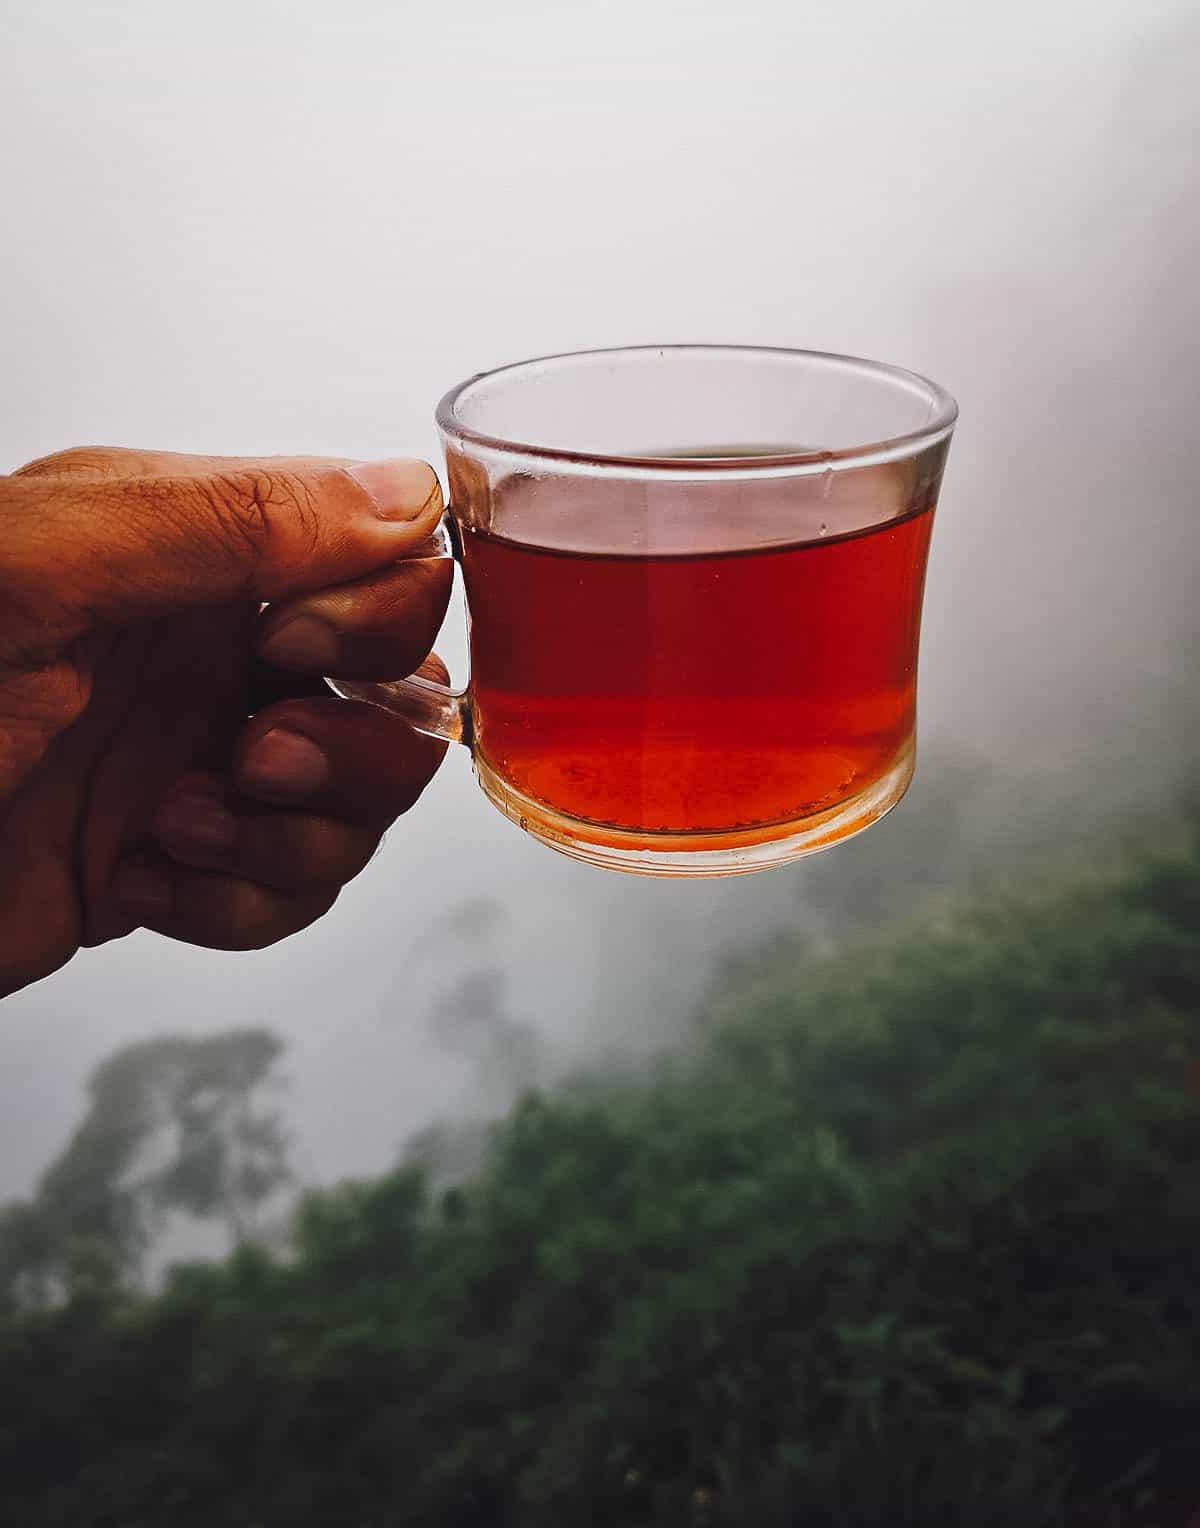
[460,494,934,842]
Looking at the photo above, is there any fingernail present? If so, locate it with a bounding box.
[154,793,238,854]
[242,726,329,796]
[348,459,441,520]
[258,614,340,670]
[112,866,173,919]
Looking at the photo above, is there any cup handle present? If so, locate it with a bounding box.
[325,512,471,746]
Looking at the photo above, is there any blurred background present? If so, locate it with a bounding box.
[1,1,1198,1522]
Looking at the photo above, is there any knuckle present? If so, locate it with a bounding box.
[236,888,338,950]
[266,471,323,555]
[239,924,284,952]
[328,829,379,884]
[202,471,274,554]
[219,897,281,952]
[387,746,446,813]
[249,818,372,891]
[202,470,322,561]
[291,822,372,887]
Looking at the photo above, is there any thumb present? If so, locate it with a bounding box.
[2,450,444,630]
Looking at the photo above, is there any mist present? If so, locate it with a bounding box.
[1,0,1196,1206]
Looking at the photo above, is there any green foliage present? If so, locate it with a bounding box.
[148,1028,291,1244]
[0,1028,290,1304]
[1,825,1199,1525]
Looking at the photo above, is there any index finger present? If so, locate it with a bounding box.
[3,451,444,625]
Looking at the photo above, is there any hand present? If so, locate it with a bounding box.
[0,447,453,998]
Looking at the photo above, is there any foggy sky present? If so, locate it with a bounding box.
[1,0,1196,1203]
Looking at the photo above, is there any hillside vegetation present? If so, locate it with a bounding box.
[1,820,1198,1526]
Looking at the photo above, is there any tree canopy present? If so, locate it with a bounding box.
[0,1027,290,1308]
[1,820,1197,1525]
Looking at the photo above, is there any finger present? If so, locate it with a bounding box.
[11,447,357,482]
[233,668,450,819]
[256,557,453,680]
[3,449,444,631]
[108,851,339,952]
[150,773,383,892]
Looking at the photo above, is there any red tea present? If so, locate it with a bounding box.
[460,501,934,843]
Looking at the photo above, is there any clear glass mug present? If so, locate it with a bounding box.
[336,346,957,877]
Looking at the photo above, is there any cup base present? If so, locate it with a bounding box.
[474,740,915,878]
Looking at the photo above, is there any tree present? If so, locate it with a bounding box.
[0,1201,60,1312]
[2,818,1199,1524]
[150,1029,291,1249]
[29,1034,189,1290]
[0,1028,291,1305]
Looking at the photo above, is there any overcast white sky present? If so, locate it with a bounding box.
[1,0,1196,1202]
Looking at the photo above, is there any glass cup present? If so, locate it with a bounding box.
[336,346,956,876]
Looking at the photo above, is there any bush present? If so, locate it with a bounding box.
[1,823,1198,1525]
